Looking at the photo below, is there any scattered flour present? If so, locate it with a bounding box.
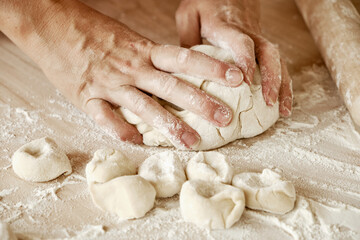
[1,56,360,239]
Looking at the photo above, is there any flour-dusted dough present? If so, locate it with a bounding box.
[232,169,296,214]
[11,137,72,182]
[86,149,156,219]
[118,45,279,150]
[89,175,156,219]
[85,148,136,184]
[180,180,245,229]
[138,151,186,198]
[186,152,233,184]
[0,222,17,240]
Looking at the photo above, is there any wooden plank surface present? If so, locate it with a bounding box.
[1,0,360,238]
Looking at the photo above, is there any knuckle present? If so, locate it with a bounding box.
[176,48,192,66]
[160,76,179,97]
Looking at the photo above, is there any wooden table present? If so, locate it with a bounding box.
[1,0,360,239]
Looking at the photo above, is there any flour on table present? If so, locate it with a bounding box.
[186,152,233,184]
[86,149,156,220]
[119,45,279,150]
[232,169,296,214]
[179,179,245,229]
[138,151,186,198]
[11,137,72,182]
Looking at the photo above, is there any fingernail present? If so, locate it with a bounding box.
[181,131,200,148]
[214,106,232,126]
[267,88,278,106]
[226,68,243,86]
[281,98,292,117]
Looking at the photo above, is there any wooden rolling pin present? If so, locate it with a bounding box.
[295,0,360,129]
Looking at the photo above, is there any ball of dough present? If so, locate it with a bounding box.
[0,222,17,240]
[89,175,156,220]
[11,137,72,182]
[85,148,136,184]
[86,149,156,219]
[138,151,186,198]
[180,180,245,229]
[232,169,296,214]
[118,45,279,150]
[186,152,233,184]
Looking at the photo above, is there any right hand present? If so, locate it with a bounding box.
[0,0,244,149]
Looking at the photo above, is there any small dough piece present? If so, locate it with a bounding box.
[138,151,186,198]
[232,169,296,214]
[12,137,72,182]
[89,175,156,220]
[85,149,136,184]
[180,180,245,229]
[0,222,17,240]
[186,152,233,184]
[86,149,155,219]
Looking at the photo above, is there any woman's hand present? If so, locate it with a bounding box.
[0,0,244,149]
[176,0,293,117]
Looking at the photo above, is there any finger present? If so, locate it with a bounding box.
[175,2,202,48]
[150,44,243,87]
[107,85,200,149]
[203,24,256,85]
[279,59,293,117]
[135,70,233,127]
[85,99,142,144]
[255,37,282,106]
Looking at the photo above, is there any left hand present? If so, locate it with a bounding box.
[176,0,293,117]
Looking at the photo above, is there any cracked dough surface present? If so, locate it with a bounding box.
[119,45,279,150]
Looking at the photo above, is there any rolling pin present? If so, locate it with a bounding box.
[295,0,360,129]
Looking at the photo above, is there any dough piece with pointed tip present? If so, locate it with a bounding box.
[86,149,155,220]
[186,152,233,184]
[232,169,296,214]
[12,137,72,182]
[180,180,245,229]
[138,151,186,198]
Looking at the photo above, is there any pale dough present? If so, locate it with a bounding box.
[138,151,186,198]
[86,149,155,220]
[0,222,17,240]
[11,137,72,182]
[232,169,296,214]
[85,148,137,184]
[118,45,279,150]
[180,180,245,229]
[186,152,233,184]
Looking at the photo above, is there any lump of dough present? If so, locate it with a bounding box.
[232,169,296,214]
[186,152,233,184]
[86,149,155,220]
[118,44,279,150]
[0,222,17,240]
[89,175,156,220]
[85,148,136,183]
[180,180,245,229]
[11,137,72,182]
[138,151,186,198]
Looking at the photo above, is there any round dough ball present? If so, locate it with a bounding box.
[180,180,245,229]
[85,148,136,184]
[232,169,296,214]
[138,151,186,198]
[0,222,17,240]
[118,45,279,150]
[186,152,233,184]
[11,137,72,182]
[89,175,156,220]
